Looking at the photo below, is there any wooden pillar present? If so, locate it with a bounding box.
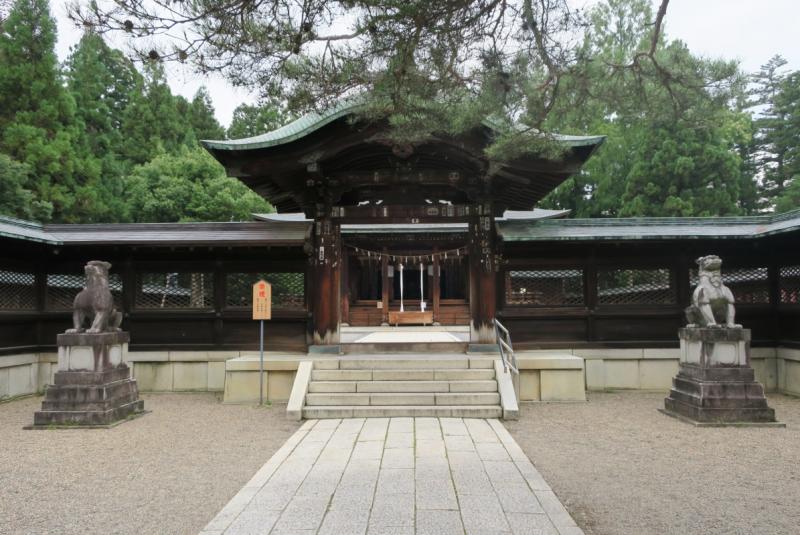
[433,247,441,324]
[341,249,350,326]
[381,248,389,324]
[468,205,497,343]
[310,217,341,345]
[35,261,46,347]
[213,259,224,346]
[585,246,597,342]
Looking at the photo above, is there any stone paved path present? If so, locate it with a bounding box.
[201,418,582,535]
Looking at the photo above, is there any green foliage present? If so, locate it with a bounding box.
[619,114,750,217]
[125,148,272,222]
[0,153,51,220]
[540,0,755,218]
[65,32,140,161]
[0,0,104,222]
[0,0,278,223]
[748,60,800,210]
[775,179,800,213]
[119,62,192,165]
[0,0,796,224]
[189,87,226,140]
[227,100,292,139]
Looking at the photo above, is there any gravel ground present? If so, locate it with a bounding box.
[0,393,300,535]
[504,391,800,535]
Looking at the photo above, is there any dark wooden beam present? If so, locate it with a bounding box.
[325,204,500,223]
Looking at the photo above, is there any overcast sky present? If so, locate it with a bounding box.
[52,0,800,128]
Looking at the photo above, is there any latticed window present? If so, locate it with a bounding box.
[0,270,36,310]
[136,272,212,309]
[46,272,123,310]
[780,266,800,304]
[505,269,584,306]
[598,268,674,305]
[225,272,305,310]
[690,266,769,304]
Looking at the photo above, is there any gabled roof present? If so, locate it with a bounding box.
[201,101,605,213]
[498,209,800,241]
[202,101,605,152]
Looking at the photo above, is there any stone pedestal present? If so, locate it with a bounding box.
[663,328,778,425]
[32,332,144,427]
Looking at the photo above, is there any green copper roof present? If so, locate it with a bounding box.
[203,100,359,151]
[498,209,800,241]
[201,100,605,152]
[0,215,58,244]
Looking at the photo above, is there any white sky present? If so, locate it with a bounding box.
[52,0,800,128]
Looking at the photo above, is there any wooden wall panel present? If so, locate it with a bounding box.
[504,318,588,344]
[593,316,680,342]
[219,318,307,351]
[128,318,217,346]
[0,316,38,352]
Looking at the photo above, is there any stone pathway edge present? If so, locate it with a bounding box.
[199,418,583,535]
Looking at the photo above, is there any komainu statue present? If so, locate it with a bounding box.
[66,261,123,334]
[684,255,740,328]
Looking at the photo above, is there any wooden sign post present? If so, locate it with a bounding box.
[252,280,272,405]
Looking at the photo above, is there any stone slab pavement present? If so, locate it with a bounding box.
[200,418,583,535]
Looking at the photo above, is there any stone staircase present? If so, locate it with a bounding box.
[301,356,503,418]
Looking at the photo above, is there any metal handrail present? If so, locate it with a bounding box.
[494,318,518,374]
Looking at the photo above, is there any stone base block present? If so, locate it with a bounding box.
[679,327,750,367]
[663,363,778,424]
[33,398,145,427]
[32,360,145,427]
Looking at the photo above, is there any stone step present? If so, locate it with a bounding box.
[369,393,436,406]
[311,370,373,381]
[447,380,498,393]
[337,358,471,370]
[434,369,495,381]
[304,392,500,406]
[372,370,437,381]
[305,393,370,406]
[436,392,500,405]
[308,379,498,394]
[309,368,495,382]
[308,381,357,393]
[355,380,450,393]
[305,393,435,406]
[302,405,503,419]
[340,342,468,354]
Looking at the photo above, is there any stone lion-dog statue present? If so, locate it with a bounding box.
[685,255,740,328]
[66,260,123,334]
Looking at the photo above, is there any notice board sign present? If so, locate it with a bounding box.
[252,280,272,320]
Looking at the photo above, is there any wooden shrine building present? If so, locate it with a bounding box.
[1,103,799,359]
[203,103,605,345]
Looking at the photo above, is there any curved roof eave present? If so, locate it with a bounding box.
[201,100,605,152]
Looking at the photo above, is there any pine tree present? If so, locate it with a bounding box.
[65,32,140,162]
[189,87,226,140]
[540,0,753,217]
[120,61,191,164]
[748,56,793,206]
[0,153,50,220]
[0,0,102,222]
